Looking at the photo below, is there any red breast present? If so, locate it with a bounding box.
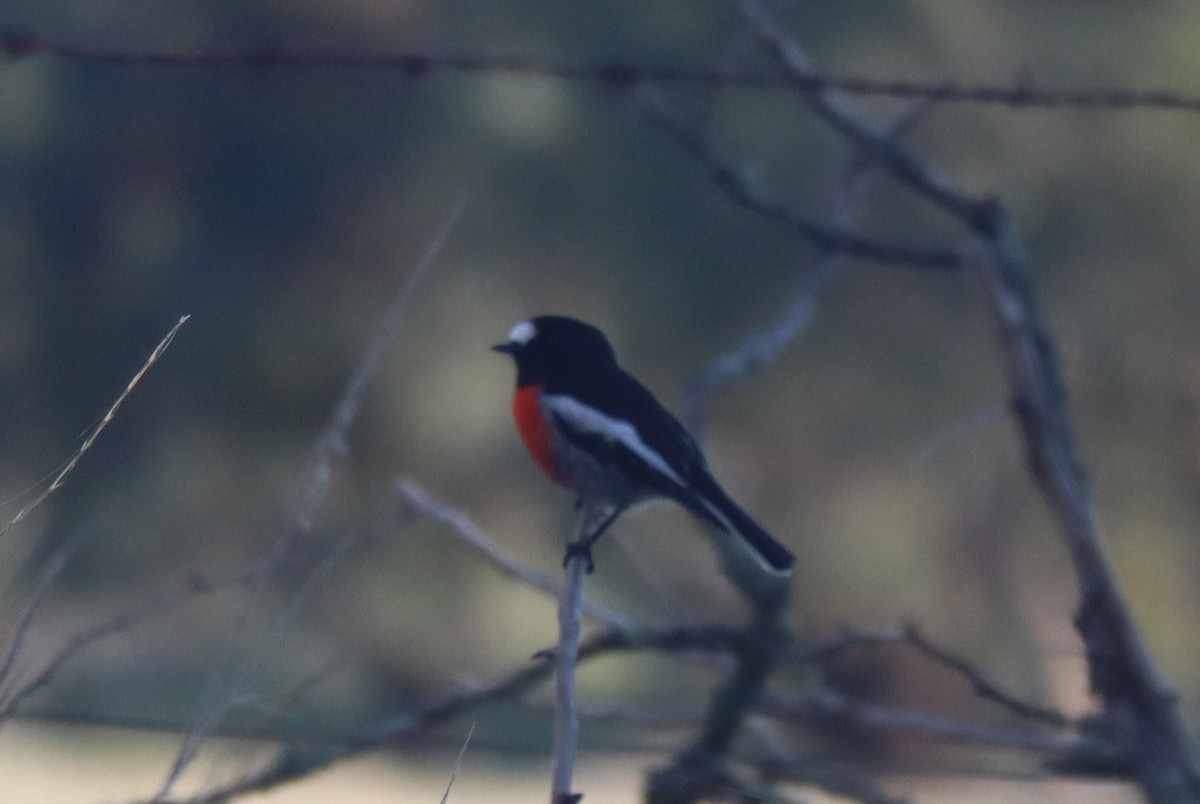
[512,385,566,485]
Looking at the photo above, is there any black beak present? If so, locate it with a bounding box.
[492,342,516,355]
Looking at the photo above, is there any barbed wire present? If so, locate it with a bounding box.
[2,31,1199,113]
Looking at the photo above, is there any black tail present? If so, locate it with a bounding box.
[681,476,795,575]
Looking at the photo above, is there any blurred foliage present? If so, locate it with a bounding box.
[1,0,1199,796]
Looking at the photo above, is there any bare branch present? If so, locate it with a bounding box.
[285,198,467,538]
[793,626,909,662]
[795,625,1077,731]
[730,3,1200,797]
[106,616,1095,801]
[901,624,1069,728]
[551,512,596,804]
[797,625,1065,731]
[154,535,357,801]
[396,479,632,630]
[647,577,792,801]
[681,98,933,435]
[158,624,746,803]
[640,92,963,271]
[770,688,1076,754]
[738,0,994,229]
[0,555,281,722]
[971,236,1200,798]
[4,33,1200,114]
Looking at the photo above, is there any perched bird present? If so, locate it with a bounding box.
[493,315,794,576]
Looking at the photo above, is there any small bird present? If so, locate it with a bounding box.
[493,315,794,575]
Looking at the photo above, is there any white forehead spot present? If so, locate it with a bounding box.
[508,320,536,345]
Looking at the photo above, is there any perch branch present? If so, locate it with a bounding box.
[550,511,593,803]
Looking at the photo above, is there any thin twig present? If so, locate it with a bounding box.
[738,0,993,228]
[793,625,1074,729]
[680,97,932,435]
[902,624,1069,727]
[0,529,86,704]
[739,0,993,236]
[769,688,1077,754]
[440,722,476,804]
[154,535,357,801]
[904,402,1008,466]
[0,554,282,722]
[396,479,632,630]
[0,315,189,540]
[285,198,468,538]
[32,617,1099,800]
[640,92,963,271]
[796,625,913,657]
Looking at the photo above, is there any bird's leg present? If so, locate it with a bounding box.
[563,505,622,574]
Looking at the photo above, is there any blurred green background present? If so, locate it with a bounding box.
[0,0,1198,800]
